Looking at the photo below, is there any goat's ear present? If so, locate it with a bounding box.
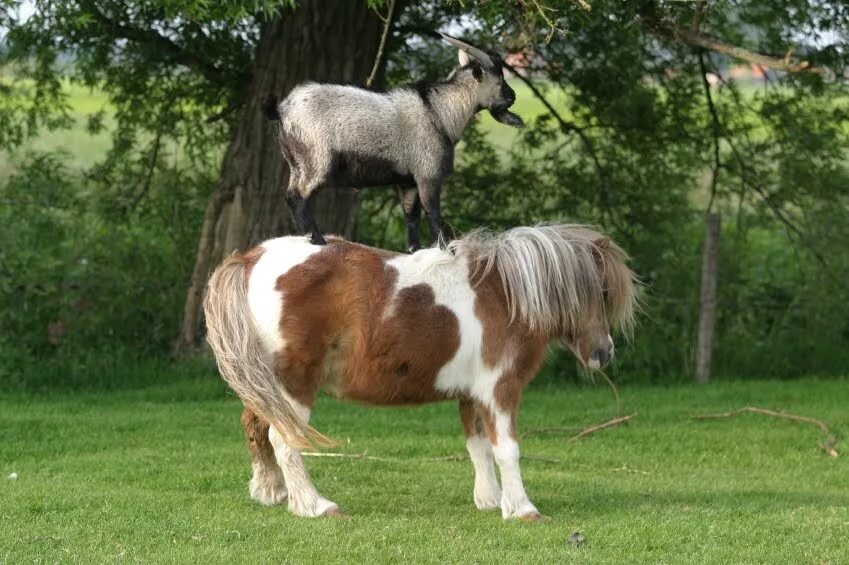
[472,64,483,82]
[458,50,471,66]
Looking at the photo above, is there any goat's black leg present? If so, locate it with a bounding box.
[296,192,326,245]
[399,187,422,253]
[417,180,445,248]
[286,192,304,232]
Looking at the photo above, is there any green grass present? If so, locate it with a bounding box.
[2,372,848,563]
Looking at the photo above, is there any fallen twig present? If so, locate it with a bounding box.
[692,406,838,457]
[302,451,396,462]
[523,369,622,437]
[567,414,637,443]
[521,426,582,438]
[302,452,566,464]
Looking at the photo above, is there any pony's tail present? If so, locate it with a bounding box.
[203,254,335,450]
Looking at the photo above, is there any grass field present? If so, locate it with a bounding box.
[2,371,848,564]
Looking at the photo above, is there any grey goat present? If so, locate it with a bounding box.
[263,33,524,251]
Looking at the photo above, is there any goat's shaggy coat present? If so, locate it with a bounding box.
[204,225,636,519]
[265,34,524,252]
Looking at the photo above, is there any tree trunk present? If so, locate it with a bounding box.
[696,212,721,383]
[175,0,387,354]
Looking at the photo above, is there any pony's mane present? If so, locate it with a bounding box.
[447,224,637,336]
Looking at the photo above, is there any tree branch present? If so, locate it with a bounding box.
[724,136,830,269]
[127,124,163,213]
[365,0,396,89]
[698,51,721,213]
[502,59,623,233]
[644,18,826,74]
[77,0,231,85]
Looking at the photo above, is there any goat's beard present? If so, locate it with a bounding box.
[490,105,524,128]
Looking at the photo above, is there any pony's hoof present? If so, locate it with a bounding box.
[519,511,550,523]
[322,506,350,518]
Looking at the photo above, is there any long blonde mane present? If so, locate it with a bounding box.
[447,224,637,336]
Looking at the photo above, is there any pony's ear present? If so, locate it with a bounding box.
[594,237,610,251]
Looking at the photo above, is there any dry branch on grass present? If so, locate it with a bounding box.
[302,452,564,464]
[567,414,637,443]
[523,369,632,441]
[692,406,839,457]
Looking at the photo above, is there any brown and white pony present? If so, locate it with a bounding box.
[204,225,636,521]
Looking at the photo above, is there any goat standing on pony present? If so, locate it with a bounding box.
[263,33,525,252]
[204,225,637,520]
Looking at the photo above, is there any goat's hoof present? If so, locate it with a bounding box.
[310,234,327,245]
[519,512,550,523]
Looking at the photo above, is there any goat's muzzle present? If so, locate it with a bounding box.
[490,106,525,128]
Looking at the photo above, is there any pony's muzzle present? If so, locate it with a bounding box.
[588,335,615,370]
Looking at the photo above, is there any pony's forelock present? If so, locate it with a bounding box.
[446,224,637,336]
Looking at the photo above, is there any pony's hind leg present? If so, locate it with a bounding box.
[241,408,287,505]
[458,399,501,510]
[268,401,341,517]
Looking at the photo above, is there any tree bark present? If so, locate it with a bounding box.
[695,212,721,383]
[175,1,387,354]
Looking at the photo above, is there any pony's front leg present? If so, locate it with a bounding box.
[241,408,287,505]
[459,399,500,510]
[490,411,545,522]
[267,403,342,518]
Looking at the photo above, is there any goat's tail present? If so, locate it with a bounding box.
[203,253,335,449]
[262,95,281,121]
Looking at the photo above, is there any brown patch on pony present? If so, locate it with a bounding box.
[241,407,274,465]
[272,240,461,408]
[458,398,497,443]
[471,261,547,439]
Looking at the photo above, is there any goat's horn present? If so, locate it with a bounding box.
[438,32,494,68]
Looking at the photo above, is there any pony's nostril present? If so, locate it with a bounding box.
[591,348,611,366]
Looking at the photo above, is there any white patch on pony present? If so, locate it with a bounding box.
[490,411,540,520]
[248,460,287,506]
[466,436,501,510]
[386,251,508,405]
[268,404,340,518]
[247,236,322,354]
[587,358,600,370]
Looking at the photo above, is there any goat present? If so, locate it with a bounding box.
[264,33,524,252]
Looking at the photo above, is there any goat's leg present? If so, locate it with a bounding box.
[241,408,287,505]
[458,399,501,510]
[286,191,305,233]
[399,186,422,253]
[416,179,445,248]
[295,192,326,245]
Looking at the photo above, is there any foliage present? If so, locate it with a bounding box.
[0,151,209,385]
[2,373,848,562]
[2,0,849,381]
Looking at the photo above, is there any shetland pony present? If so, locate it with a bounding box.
[204,225,636,520]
